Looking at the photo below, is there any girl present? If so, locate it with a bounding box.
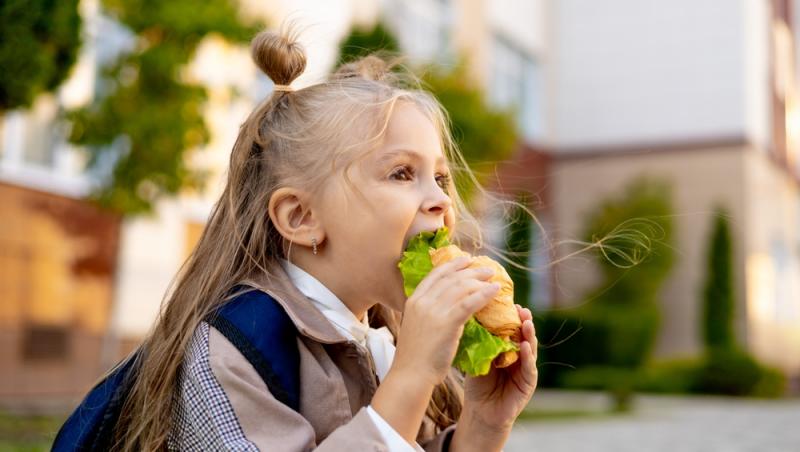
[114,27,538,451]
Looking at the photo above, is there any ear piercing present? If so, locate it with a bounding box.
[311,237,318,255]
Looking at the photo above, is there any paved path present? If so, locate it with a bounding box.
[506,391,800,452]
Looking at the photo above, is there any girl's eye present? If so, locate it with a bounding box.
[390,165,414,181]
[436,173,451,191]
[390,165,450,192]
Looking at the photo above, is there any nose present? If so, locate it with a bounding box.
[421,179,452,217]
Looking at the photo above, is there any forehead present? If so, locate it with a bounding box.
[374,101,446,166]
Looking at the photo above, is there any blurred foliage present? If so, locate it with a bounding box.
[504,193,533,309]
[559,366,637,412]
[67,0,261,214]
[0,0,81,111]
[565,352,786,399]
[693,210,785,397]
[702,209,735,349]
[546,200,788,398]
[582,178,675,305]
[338,22,400,66]
[694,347,762,396]
[0,410,64,451]
[635,358,702,394]
[535,178,674,395]
[336,21,518,204]
[421,62,517,202]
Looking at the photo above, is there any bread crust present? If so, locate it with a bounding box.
[429,245,522,368]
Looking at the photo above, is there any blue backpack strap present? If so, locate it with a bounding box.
[52,349,141,452]
[205,287,301,412]
[52,287,299,451]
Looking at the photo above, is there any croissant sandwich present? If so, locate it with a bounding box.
[397,227,523,376]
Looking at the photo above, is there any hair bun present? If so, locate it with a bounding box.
[251,29,307,86]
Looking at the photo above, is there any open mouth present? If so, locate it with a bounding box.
[401,227,444,252]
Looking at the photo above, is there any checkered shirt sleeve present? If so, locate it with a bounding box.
[168,322,259,451]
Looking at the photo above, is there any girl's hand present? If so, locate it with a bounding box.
[452,305,538,451]
[391,256,500,387]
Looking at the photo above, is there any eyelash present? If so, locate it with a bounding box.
[390,165,451,191]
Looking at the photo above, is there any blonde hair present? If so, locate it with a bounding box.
[111,24,496,450]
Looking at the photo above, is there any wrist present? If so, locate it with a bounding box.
[451,409,511,452]
[461,404,514,433]
[371,366,435,443]
[390,351,446,388]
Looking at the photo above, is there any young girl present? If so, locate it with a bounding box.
[114,27,538,451]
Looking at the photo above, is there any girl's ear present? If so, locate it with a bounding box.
[268,187,325,250]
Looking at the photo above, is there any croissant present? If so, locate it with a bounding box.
[429,245,522,368]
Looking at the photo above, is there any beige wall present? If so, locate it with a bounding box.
[549,144,749,360]
[743,149,800,375]
[0,183,120,411]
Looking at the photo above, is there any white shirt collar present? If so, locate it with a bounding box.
[279,257,396,384]
[279,258,371,343]
[278,258,412,449]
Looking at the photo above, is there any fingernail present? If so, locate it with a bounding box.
[485,282,501,292]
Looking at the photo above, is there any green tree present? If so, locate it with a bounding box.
[67,0,261,214]
[505,192,533,309]
[701,209,735,350]
[338,22,399,66]
[420,62,517,201]
[584,178,675,308]
[336,22,518,203]
[535,178,674,408]
[0,0,81,111]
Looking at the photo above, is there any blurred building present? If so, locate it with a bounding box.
[0,0,124,411]
[487,0,800,382]
[2,0,798,411]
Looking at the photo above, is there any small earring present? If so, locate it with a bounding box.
[311,237,318,255]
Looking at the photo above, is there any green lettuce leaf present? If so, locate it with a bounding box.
[397,227,451,297]
[453,318,519,376]
[397,227,519,376]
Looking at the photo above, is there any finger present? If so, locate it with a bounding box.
[523,320,538,359]
[523,319,535,340]
[516,305,532,322]
[437,280,496,307]
[450,283,500,322]
[423,262,492,302]
[455,265,495,281]
[518,341,538,390]
[413,255,471,296]
[435,266,495,297]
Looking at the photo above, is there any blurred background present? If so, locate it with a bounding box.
[1,0,799,450]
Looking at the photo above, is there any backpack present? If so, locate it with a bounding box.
[52,288,299,451]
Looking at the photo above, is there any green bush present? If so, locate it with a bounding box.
[535,179,673,391]
[558,366,637,412]
[535,303,660,388]
[751,365,787,398]
[694,348,760,395]
[505,193,533,310]
[702,210,735,350]
[636,358,702,394]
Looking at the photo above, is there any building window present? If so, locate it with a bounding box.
[386,0,452,64]
[489,34,542,142]
[22,324,70,362]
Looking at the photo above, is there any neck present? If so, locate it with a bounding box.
[289,252,375,321]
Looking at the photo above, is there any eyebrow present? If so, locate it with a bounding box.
[378,148,448,168]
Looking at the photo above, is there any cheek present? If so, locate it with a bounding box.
[444,208,456,231]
